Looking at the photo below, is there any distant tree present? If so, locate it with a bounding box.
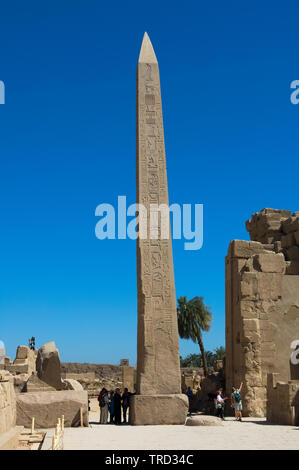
[177,296,212,377]
[205,350,215,368]
[180,353,202,368]
[214,346,225,361]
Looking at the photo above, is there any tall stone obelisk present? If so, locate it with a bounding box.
[130,32,188,425]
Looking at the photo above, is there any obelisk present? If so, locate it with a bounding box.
[129,32,188,425]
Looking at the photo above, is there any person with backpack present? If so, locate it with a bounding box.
[231,382,243,421]
[99,388,109,424]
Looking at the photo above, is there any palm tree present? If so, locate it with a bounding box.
[177,296,212,377]
[214,346,225,361]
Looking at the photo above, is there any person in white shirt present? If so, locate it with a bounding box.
[214,388,227,420]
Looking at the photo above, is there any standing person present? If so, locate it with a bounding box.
[231,382,243,421]
[97,387,105,410]
[121,388,130,423]
[99,388,109,424]
[185,387,194,415]
[114,388,122,425]
[109,390,115,424]
[215,388,227,420]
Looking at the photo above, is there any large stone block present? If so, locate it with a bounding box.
[246,209,290,243]
[240,272,282,300]
[0,371,16,435]
[242,318,259,332]
[129,394,188,425]
[229,240,268,259]
[25,373,56,392]
[62,378,83,391]
[16,390,89,428]
[15,346,30,360]
[281,233,295,249]
[253,252,285,274]
[282,217,299,234]
[256,272,283,300]
[240,272,258,298]
[36,342,63,390]
[185,415,223,426]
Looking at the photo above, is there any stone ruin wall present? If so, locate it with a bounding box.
[267,373,299,425]
[226,209,299,416]
[0,371,16,436]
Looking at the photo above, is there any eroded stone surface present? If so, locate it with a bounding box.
[62,378,84,391]
[5,345,36,376]
[130,394,188,425]
[267,373,299,425]
[226,209,299,418]
[36,342,64,390]
[0,371,16,435]
[185,415,223,426]
[16,390,89,428]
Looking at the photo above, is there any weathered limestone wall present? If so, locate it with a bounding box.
[61,372,96,382]
[226,209,299,417]
[5,345,36,376]
[267,373,299,425]
[61,364,123,396]
[61,363,122,381]
[0,371,16,435]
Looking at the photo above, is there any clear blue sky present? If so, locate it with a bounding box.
[1,1,298,364]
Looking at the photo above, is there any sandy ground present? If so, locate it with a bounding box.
[41,409,299,450]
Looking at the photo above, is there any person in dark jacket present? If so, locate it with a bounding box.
[121,388,131,423]
[185,386,193,415]
[109,390,115,424]
[114,388,122,425]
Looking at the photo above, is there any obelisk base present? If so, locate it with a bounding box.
[129,394,188,425]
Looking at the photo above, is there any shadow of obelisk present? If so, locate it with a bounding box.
[129,32,188,425]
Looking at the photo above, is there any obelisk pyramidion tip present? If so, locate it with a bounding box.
[138,32,158,64]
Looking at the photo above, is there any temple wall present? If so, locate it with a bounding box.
[225,209,299,417]
[267,373,299,425]
[0,371,16,435]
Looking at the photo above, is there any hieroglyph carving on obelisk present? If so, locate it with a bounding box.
[136,32,182,396]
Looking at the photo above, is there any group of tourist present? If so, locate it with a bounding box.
[98,387,133,425]
[215,382,243,421]
[185,382,244,421]
[99,382,243,424]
